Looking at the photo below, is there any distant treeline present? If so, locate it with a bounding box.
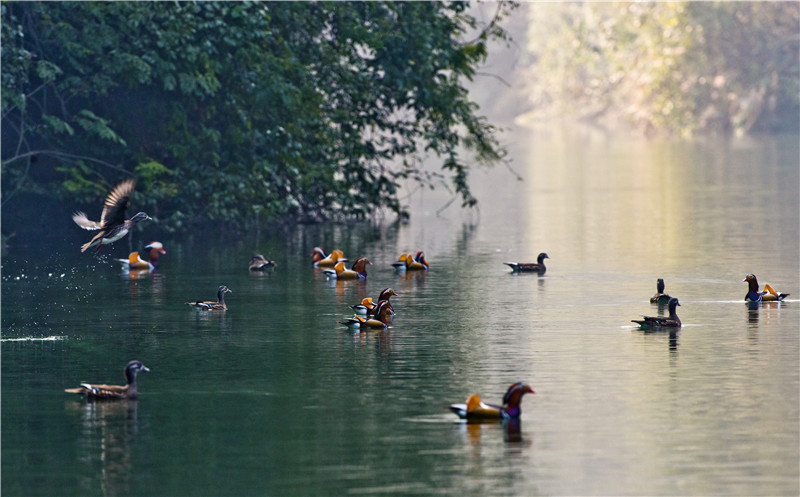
[525,2,799,136]
[1,2,512,232]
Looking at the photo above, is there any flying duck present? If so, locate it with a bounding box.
[117,241,166,271]
[649,278,671,304]
[449,382,536,420]
[323,257,371,280]
[72,178,151,253]
[249,254,276,271]
[64,360,150,400]
[504,253,549,274]
[743,274,789,302]
[632,297,682,329]
[185,285,232,311]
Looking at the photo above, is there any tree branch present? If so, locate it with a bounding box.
[2,150,130,175]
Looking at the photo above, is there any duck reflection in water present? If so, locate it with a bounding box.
[636,325,680,356]
[66,400,139,497]
[747,300,783,328]
[460,418,528,446]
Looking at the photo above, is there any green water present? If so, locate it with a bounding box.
[3,133,799,496]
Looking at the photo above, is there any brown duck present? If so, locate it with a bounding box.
[650,278,672,304]
[65,360,150,400]
[72,178,151,252]
[249,254,276,271]
[632,297,682,329]
[504,253,549,274]
[185,285,232,311]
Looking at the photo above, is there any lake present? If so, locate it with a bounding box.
[2,129,798,496]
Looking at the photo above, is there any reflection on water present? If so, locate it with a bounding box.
[1,133,798,496]
[66,400,139,497]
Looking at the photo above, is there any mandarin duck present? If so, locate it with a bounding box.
[743,274,789,302]
[449,382,536,420]
[392,253,413,270]
[249,254,276,271]
[408,251,429,270]
[504,253,549,274]
[632,297,682,329]
[323,257,371,280]
[351,288,398,316]
[185,285,232,311]
[393,251,429,271]
[312,247,347,268]
[649,278,671,304]
[72,178,151,253]
[341,300,393,330]
[64,360,150,400]
[351,297,377,316]
[117,241,165,271]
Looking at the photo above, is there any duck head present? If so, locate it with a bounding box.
[656,278,665,294]
[130,212,152,224]
[145,241,166,265]
[502,382,535,418]
[744,274,760,291]
[145,241,166,254]
[378,288,398,301]
[667,297,681,315]
[351,257,372,276]
[311,247,327,263]
[537,252,550,264]
[124,360,150,384]
[217,285,232,301]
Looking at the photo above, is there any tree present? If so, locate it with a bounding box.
[524,2,799,136]
[1,1,514,232]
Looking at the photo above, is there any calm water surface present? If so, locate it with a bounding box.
[3,131,798,496]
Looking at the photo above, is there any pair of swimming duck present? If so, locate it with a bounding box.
[341,288,398,330]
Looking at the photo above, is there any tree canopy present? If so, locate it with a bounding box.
[2,1,512,232]
[525,2,799,136]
